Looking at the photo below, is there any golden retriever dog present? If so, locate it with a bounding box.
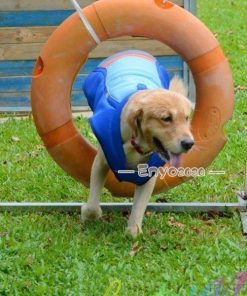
[81,61,194,238]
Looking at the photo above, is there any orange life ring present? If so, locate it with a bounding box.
[31,0,234,197]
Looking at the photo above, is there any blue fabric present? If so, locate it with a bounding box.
[83,50,170,185]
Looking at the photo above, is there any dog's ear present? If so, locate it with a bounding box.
[169,76,188,97]
[128,108,143,138]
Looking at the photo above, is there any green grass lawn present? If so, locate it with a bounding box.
[0,0,247,295]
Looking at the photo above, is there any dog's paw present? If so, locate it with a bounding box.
[125,224,142,239]
[81,204,102,222]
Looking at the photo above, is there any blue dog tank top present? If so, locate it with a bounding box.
[83,50,170,185]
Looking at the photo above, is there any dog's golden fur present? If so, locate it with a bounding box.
[81,76,194,238]
[121,78,193,168]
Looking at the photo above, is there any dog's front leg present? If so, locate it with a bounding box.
[126,176,156,238]
[81,146,109,221]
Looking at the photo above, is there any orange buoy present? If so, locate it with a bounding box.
[31,0,234,197]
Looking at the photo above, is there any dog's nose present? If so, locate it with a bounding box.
[181,139,194,151]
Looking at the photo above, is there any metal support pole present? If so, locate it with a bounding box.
[237,159,247,234]
[183,0,196,104]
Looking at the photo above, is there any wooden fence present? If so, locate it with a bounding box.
[0,0,195,113]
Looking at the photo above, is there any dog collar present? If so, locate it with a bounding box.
[131,137,151,155]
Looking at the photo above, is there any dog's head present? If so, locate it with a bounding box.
[126,76,194,167]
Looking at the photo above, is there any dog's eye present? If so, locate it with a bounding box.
[162,116,172,123]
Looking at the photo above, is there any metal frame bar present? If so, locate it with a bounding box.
[1,196,246,235]
[183,0,190,11]
[183,0,196,104]
[188,0,197,103]
[0,201,244,213]
[1,158,246,233]
[184,0,197,15]
[237,159,247,234]
[238,192,247,234]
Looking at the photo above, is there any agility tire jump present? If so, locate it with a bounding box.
[31,0,234,197]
